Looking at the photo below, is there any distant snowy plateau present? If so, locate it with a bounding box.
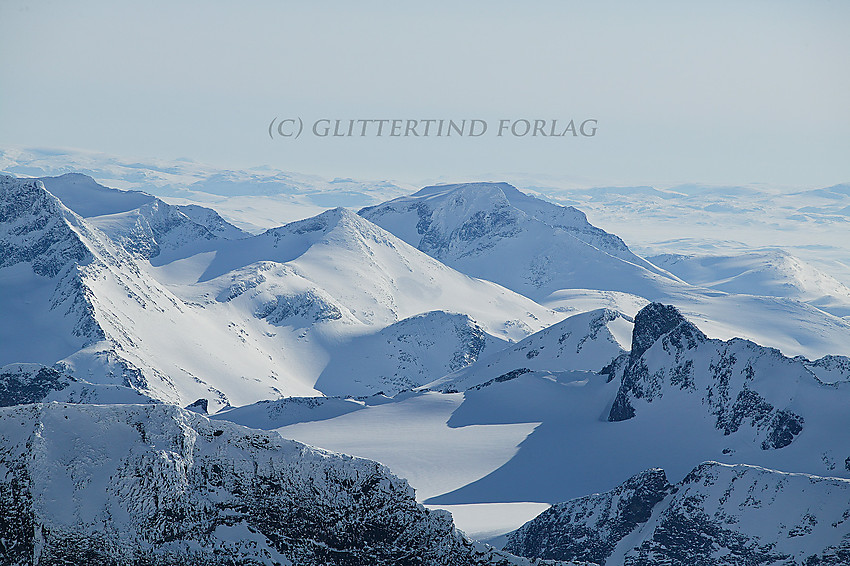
[1,149,849,565]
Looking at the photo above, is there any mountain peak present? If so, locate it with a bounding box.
[0,175,92,277]
[263,207,380,249]
[360,181,678,301]
[412,181,515,193]
[630,302,700,359]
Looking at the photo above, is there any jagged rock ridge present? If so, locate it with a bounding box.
[505,462,850,565]
[607,303,849,453]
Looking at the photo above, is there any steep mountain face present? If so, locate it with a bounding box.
[0,175,107,363]
[1,175,315,409]
[649,250,850,317]
[607,303,850,455]
[504,468,672,564]
[0,403,572,566]
[505,462,850,565]
[87,199,226,261]
[425,308,632,393]
[359,182,680,301]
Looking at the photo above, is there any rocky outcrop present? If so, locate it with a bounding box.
[605,303,845,453]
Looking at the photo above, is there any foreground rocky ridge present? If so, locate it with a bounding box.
[0,403,577,566]
[505,462,850,565]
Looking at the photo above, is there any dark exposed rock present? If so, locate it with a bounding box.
[607,303,807,451]
[761,410,805,450]
[185,398,209,414]
[256,290,344,325]
[629,303,692,360]
[0,365,70,407]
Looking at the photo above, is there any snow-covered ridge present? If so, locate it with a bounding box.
[0,363,156,406]
[0,402,575,565]
[39,173,250,262]
[0,175,93,278]
[1,175,561,410]
[424,308,632,393]
[357,181,850,359]
[649,250,850,318]
[315,310,508,396]
[505,461,850,565]
[1,175,300,407]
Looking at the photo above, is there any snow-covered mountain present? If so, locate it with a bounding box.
[649,250,850,317]
[359,182,681,301]
[189,206,556,340]
[504,462,850,565]
[0,402,571,566]
[358,182,850,360]
[1,174,322,409]
[606,303,850,457]
[37,172,157,217]
[0,175,559,410]
[315,311,508,397]
[4,162,850,553]
[424,308,632,393]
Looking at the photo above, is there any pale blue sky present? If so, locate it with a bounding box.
[1,0,848,187]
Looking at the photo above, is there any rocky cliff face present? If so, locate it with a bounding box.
[0,403,572,566]
[607,303,850,453]
[505,462,850,565]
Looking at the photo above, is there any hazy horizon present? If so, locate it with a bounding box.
[2,1,848,188]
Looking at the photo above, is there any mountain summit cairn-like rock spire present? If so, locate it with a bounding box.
[630,302,693,359]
